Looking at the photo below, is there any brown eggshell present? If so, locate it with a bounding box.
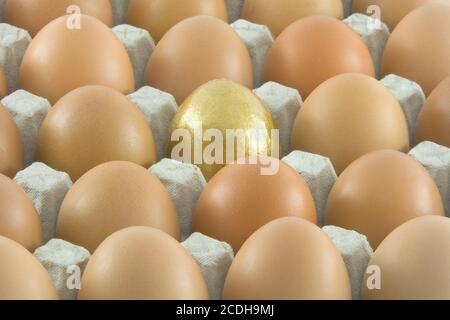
[264,16,375,98]
[352,0,450,31]
[126,0,228,42]
[0,173,42,252]
[37,85,156,181]
[193,157,317,252]
[291,73,409,174]
[223,217,351,300]
[145,16,253,103]
[326,150,445,248]
[0,65,8,98]
[362,216,450,300]
[57,161,180,253]
[78,226,208,300]
[241,0,343,37]
[19,14,134,104]
[0,106,24,178]
[4,0,113,37]
[382,3,450,95]
[415,77,450,147]
[0,235,58,299]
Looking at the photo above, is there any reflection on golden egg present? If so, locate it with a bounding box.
[167,79,277,181]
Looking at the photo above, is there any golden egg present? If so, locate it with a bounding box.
[37,86,156,181]
[0,65,8,98]
[78,226,209,300]
[291,73,409,174]
[0,173,42,252]
[223,217,351,300]
[19,15,134,104]
[57,161,180,253]
[241,0,344,37]
[167,79,277,181]
[126,0,228,42]
[382,3,450,95]
[326,150,445,248]
[0,106,24,178]
[145,16,253,104]
[362,216,450,299]
[4,0,113,37]
[0,235,58,299]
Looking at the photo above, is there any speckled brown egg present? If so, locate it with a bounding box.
[37,86,156,181]
[0,235,58,299]
[362,216,450,300]
[78,226,208,300]
[19,14,134,104]
[126,0,228,42]
[145,16,253,103]
[57,161,180,253]
[415,77,450,147]
[223,217,351,300]
[193,157,317,252]
[0,173,42,252]
[264,16,375,98]
[382,3,450,95]
[0,106,24,178]
[4,0,113,37]
[291,73,409,174]
[325,150,445,248]
[241,0,343,37]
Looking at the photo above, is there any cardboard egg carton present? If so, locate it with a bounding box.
[0,1,449,301]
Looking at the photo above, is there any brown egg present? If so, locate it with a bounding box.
[0,106,24,178]
[241,0,343,37]
[326,150,445,248]
[57,161,180,253]
[291,73,409,174]
[37,86,156,181]
[352,0,450,31]
[362,216,450,299]
[0,65,8,98]
[19,15,134,104]
[264,16,375,98]
[4,0,113,37]
[0,174,42,252]
[126,0,228,43]
[382,3,450,96]
[193,157,316,252]
[415,77,450,147]
[78,226,208,300]
[223,217,351,299]
[0,235,58,299]
[145,16,253,103]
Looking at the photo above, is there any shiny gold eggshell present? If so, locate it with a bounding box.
[37,85,156,181]
[291,73,409,174]
[326,150,445,248]
[362,216,450,299]
[4,0,113,37]
[193,156,317,252]
[0,235,58,299]
[57,161,180,253]
[223,217,351,300]
[264,16,375,98]
[167,79,276,181]
[145,16,253,104]
[0,106,24,178]
[415,77,450,147]
[0,65,8,98]
[19,15,134,104]
[382,3,450,95]
[241,0,343,37]
[0,173,42,252]
[126,0,228,42]
[78,226,209,300]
